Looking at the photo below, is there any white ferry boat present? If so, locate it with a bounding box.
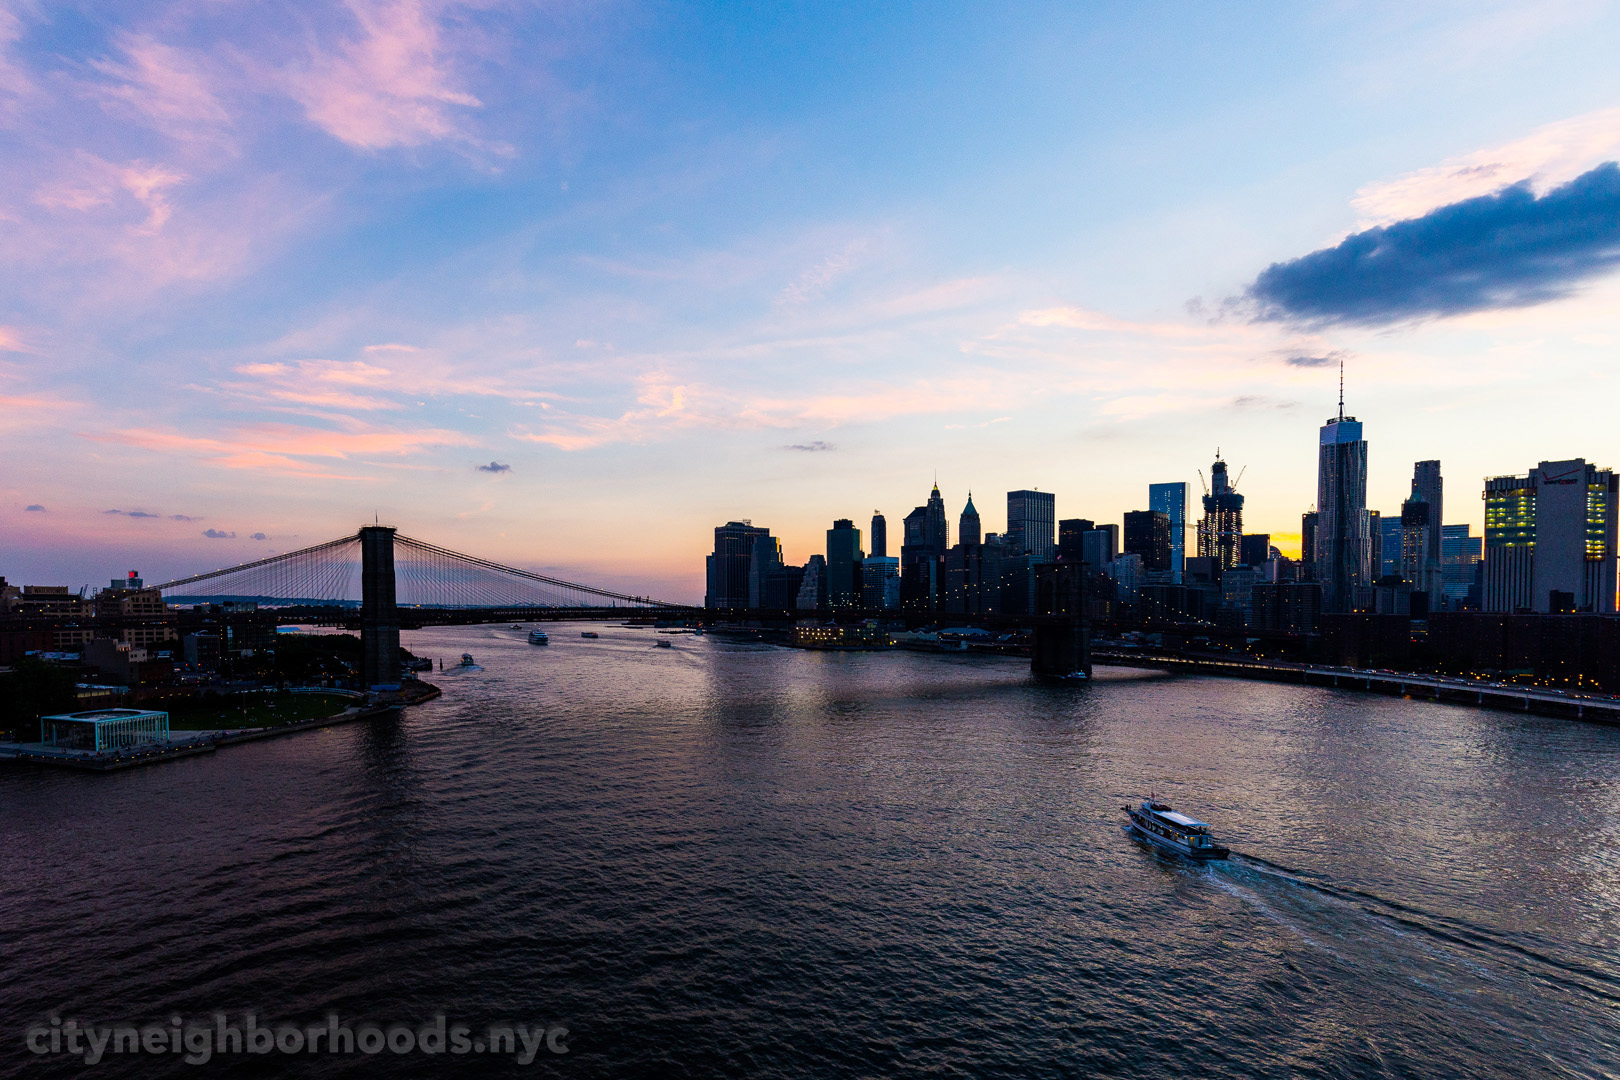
[528,629,549,645]
[1123,798,1229,860]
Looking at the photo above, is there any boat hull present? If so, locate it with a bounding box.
[1125,822,1227,860]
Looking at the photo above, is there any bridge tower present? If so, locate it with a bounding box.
[1031,562,1091,679]
[360,525,401,690]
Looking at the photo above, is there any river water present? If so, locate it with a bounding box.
[3,624,1619,1078]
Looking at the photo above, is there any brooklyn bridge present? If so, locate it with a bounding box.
[151,526,695,688]
[144,524,1094,687]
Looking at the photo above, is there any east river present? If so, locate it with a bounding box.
[3,624,1618,1078]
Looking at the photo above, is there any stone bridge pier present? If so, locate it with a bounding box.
[1031,562,1091,680]
[360,525,401,691]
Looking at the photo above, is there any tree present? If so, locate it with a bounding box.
[0,657,79,738]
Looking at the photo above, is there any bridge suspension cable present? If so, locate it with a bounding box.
[149,529,676,609]
[393,534,675,609]
[152,534,361,605]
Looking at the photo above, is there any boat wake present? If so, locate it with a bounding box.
[1205,852,1620,1011]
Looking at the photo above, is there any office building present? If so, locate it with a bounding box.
[1082,526,1117,571]
[747,532,783,608]
[1412,460,1443,571]
[869,512,887,559]
[1197,453,1244,570]
[1300,510,1318,581]
[706,521,772,609]
[860,556,901,609]
[1377,512,1402,579]
[825,519,865,607]
[1369,510,1383,577]
[960,494,981,547]
[1057,518,1094,563]
[1149,482,1188,583]
[901,483,951,610]
[1440,525,1481,607]
[1399,497,1443,602]
[1315,383,1370,613]
[797,555,827,610]
[1251,582,1322,635]
[1483,459,1618,613]
[1239,533,1271,568]
[1006,490,1056,562]
[1110,553,1145,599]
[945,538,1002,615]
[761,564,806,609]
[1220,565,1256,624]
[1124,510,1172,572]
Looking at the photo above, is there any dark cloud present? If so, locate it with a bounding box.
[170,514,200,522]
[475,461,512,473]
[105,509,159,518]
[25,504,45,512]
[1284,350,1349,368]
[787,441,835,452]
[1247,162,1620,326]
[250,532,267,541]
[203,528,236,539]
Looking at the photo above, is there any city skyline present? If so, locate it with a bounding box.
[4,4,1620,604]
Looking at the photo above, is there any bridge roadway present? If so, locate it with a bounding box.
[1095,648,1620,724]
[265,605,1090,631]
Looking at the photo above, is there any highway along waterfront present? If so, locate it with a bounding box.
[3,622,1617,1078]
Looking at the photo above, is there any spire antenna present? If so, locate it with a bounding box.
[1338,359,1345,421]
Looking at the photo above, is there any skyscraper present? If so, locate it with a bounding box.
[1399,498,1433,598]
[1057,518,1093,562]
[1006,489,1056,561]
[1240,533,1271,567]
[959,493,981,546]
[901,482,951,610]
[747,531,783,608]
[706,520,772,609]
[1148,482,1188,583]
[870,511,888,559]
[825,518,865,607]
[1484,459,1618,613]
[1412,460,1443,569]
[926,483,949,552]
[1315,373,1370,613]
[1123,510,1172,572]
[1378,513,1402,579]
[1300,510,1318,581]
[1197,453,1244,570]
[1440,525,1481,607]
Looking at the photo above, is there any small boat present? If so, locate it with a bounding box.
[655,639,673,648]
[459,653,476,667]
[580,631,599,638]
[1123,797,1229,860]
[528,630,549,645]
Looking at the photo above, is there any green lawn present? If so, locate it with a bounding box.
[164,694,356,731]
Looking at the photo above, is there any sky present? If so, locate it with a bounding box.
[3,0,1620,603]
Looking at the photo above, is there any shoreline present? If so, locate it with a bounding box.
[1094,651,1620,725]
[0,681,442,773]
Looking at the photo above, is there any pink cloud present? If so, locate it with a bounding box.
[87,422,478,479]
[90,33,233,145]
[284,0,483,150]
